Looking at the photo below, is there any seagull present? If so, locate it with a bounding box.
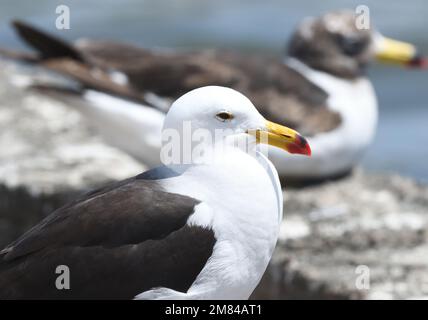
[0,10,425,181]
[0,86,311,299]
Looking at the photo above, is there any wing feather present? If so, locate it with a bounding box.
[0,174,216,299]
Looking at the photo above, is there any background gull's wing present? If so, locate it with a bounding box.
[4,20,341,137]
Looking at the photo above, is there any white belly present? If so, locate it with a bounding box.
[270,58,378,178]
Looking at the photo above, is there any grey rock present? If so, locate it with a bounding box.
[0,59,144,247]
[253,170,428,299]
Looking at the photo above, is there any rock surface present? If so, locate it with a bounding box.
[1,59,427,299]
[253,171,428,299]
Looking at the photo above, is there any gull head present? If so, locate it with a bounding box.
[161,86,311,165]
[287,10,426,78]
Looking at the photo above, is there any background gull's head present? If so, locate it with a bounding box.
[287,10,427,79]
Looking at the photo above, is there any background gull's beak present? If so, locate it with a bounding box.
[251,120,311,156]
[375,35,427,69]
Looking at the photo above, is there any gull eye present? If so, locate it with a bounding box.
[336,34,368,56]
[215,111,234,122]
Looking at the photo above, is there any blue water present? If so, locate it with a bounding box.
[0,0,427,181]
[366,66,428,182]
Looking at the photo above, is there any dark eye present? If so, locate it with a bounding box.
[216,111,234,122]
[337,35,368,56]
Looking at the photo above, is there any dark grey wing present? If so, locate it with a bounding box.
[38,58,148,104]
[5,20,341,136]
[2,21,150,104]
[0,174,216,299]
[3,21,241,101]
[75,40,155,70]
[105,49,341,137]
[8,20,147,68]
[11,20,84,62]
[114,48,340,137]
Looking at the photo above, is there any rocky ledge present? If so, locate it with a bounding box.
[1,59,427,299]
[253,170,428,299]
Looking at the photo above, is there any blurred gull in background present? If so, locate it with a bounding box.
[0,10,426,184]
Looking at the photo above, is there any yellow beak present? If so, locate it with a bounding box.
[250,120,311,156]
[375,36,427,68]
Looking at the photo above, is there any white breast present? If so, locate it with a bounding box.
[160,149,282,299]
[268,58,378,178]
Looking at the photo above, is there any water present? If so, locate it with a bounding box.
[366,66,428,182]
[0,0,427,181]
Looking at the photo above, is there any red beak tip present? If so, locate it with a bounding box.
[290,135,311,156]
[299,135,311,156]
[408,56,428,69]
[305,144,312,157]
